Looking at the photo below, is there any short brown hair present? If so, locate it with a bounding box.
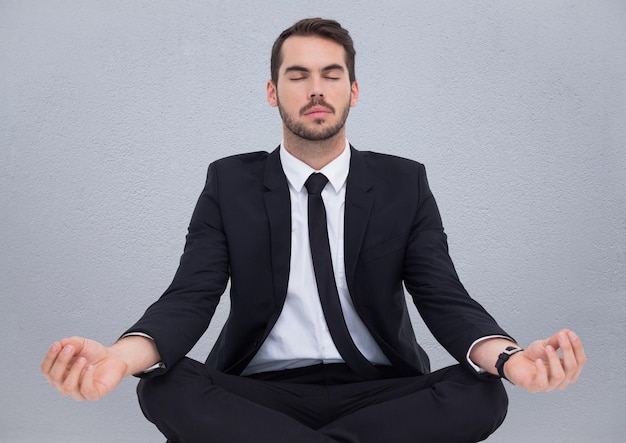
[270,18,356,85]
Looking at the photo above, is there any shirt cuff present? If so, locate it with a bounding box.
[466,335,515,373]
[121,332,166,373]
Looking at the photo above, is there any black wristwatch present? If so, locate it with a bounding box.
[495,346,523,383]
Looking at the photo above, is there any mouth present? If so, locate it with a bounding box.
[304,107,332,118]
[301,100,335,118]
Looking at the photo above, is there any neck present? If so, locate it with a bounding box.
[282,128,346,170]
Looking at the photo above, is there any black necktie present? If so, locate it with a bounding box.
[304,173,380,379]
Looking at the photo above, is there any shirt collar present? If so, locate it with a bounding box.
[279,140,351,194]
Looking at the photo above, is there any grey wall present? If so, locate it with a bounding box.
[2,1,625,441]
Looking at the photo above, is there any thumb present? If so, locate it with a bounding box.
[525,337,551,360]
[545,329,571,350]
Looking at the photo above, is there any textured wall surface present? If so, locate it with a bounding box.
[1,1,625,442]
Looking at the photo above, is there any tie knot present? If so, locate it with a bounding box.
[305,173,329,195]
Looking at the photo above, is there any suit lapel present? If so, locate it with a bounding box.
[344,147,374,290]
[263,148,291,306]
[261,146,373,305]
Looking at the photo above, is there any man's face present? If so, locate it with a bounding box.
[267,36,359,142]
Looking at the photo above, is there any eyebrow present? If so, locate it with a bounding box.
[284,64,345,75]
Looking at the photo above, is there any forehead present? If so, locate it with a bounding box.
[280,35,347,71]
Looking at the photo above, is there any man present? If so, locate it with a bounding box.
[41,18,586,442]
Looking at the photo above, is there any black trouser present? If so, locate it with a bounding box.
[137,358,508,443]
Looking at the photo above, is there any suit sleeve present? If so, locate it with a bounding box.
[403,164,513,375]
[122,162,230,375]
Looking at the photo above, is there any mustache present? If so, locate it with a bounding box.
[300,98,336,116]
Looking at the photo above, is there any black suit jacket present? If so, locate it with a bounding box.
[125,146,510,377]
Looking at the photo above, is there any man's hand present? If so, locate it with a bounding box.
[41,335,161,401]
[41,337,127,401]
[505,329,586,393]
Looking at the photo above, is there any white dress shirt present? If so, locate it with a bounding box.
[243,141,390,375]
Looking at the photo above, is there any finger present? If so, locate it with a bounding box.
[557,332,577,389]
[80,364,99,401]
[533,359,549,393]
[568,331,586,383]
[62,356,88,401]
[544,329,567,350]
[41,342,62,380]
[47,344,76,390]
[545,345,565,391]
[60,336,86,354]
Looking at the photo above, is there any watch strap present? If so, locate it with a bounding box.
[495,346,523,383]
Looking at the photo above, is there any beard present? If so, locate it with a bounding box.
[277,96,351,141]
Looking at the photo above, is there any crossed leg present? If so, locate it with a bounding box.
[137,358,508,443]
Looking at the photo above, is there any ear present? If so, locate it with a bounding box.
[267,80,278,107]
[350,80,359,107]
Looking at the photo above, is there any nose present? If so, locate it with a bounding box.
[309,77,324,98]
